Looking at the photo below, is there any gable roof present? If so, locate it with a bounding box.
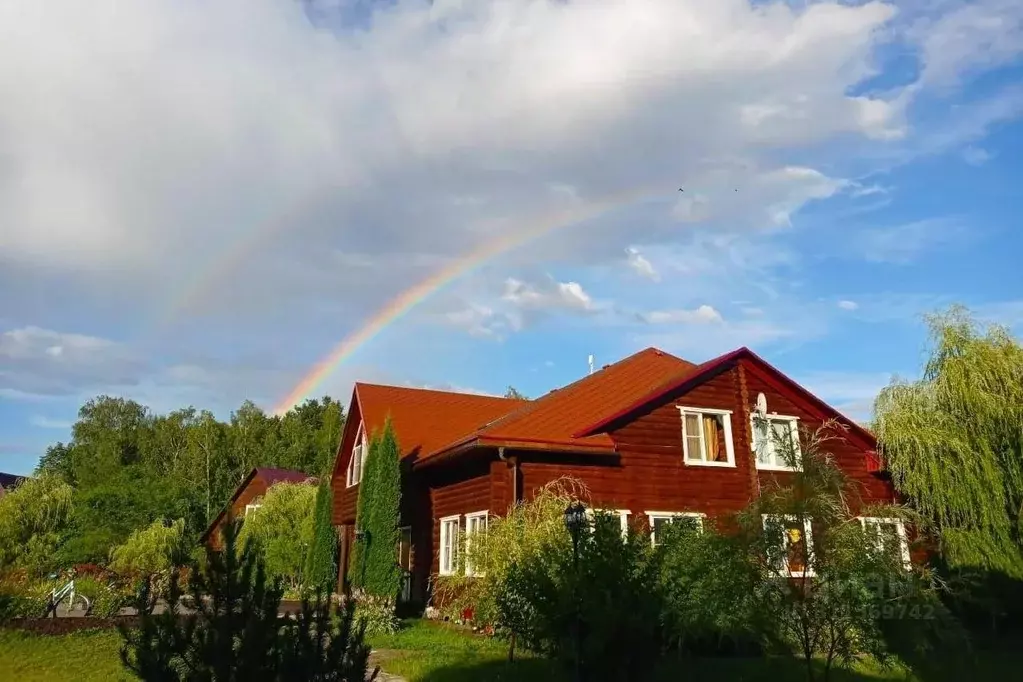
[0,472,25,490]
[199,467,317,543]
[416,348,694,465]
[354,383,526,460]
[574,346,878,454]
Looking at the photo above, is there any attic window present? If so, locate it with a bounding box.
[677,407,735,467]
[752,414,801,471]
[346,424,369,487]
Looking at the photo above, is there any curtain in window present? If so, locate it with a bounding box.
[702,415,722,461]
[786,523,806,574]
[684,413,702,460]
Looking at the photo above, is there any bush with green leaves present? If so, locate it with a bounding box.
[0,473,73,575]
[237,481,317,591]
[434,477,590,628]
[303,479,339,593]
[120,519,377,682]
[349,589,401,636]
[654,517,766,655]
[731,420,964,682]
[349,419,401,599]
[109,518,188,578]
[74,573,132,618]
[0,573,51,622]
[496,509,663,682]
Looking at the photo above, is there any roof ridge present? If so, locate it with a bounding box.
[355,381,521,401]
[473,347,686,436]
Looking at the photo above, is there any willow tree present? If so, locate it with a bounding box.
[874,306,1023,576]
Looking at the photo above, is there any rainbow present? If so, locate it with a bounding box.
[271,186,668,415]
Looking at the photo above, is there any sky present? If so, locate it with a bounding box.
[2,0,1022,476]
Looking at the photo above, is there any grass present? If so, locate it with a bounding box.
[0,618,1016,682]
[0,628,131,682]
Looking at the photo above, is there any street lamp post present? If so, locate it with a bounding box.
[563,501,587,682]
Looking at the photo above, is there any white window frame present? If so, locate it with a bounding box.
[586,508,631,538]
[438,515,460,576]
[646,511,706,547]
[464,511,489,577]
[677,406,736,467]
[244,503,262,517]
[762,514,815,578]
[345,423,369,488]
[859,517,911,570]
[752,414,802,472]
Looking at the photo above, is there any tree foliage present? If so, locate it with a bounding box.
[109,518,189,578]
[28,394,342,567]
[237,482,318,591]
[303,479,339,593]
[504,386,528,400]
[349,419,402,599]
[120,519,376,682]
[0,473,74,574]
[874,306,1023,577]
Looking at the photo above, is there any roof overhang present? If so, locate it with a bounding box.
[414,435,615,470]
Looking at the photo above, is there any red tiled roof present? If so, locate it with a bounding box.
[355,384,526,460]
[417,348,694,463]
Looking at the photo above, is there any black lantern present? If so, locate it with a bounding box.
[563,501,587,538]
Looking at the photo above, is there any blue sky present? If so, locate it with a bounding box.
[2,0,1022,475]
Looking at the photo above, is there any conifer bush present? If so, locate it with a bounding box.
[120,517,376,682]
[349,419,402,600]
[303,479,339,594]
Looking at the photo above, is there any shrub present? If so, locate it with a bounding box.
[120,519,377,681]
[74,574,132,618]
[109,518,188,578]
[654,518,766,655]
[0,574,50,622]
[0,474,73,575]
[496,508,663,682]
[350,589,401,636]
[434,477,589,628]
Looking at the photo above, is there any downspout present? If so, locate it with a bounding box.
[498,447,520,506]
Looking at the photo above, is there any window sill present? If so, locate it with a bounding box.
[346,482,360,489]
[684,460,736,468]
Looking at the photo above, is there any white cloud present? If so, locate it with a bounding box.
[794,370,895,422]
[857,217,969,264]
[502,277,596,313]
[962,145,994,166]
[625,247,659,281]
[838,300,860,311]
[638,305,724,325]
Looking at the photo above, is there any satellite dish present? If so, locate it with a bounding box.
[755,392,767,417]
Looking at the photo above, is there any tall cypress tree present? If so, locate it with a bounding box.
[350,419,402,599]
[304,479,338,593]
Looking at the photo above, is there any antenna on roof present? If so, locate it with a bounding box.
[588,354,595,376]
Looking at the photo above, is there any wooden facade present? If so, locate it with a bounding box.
[331,348,898,605]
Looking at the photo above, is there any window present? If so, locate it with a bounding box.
[763,515,814,577]
[752,414,801,471]
[439,515,460,576]
[244,503,262,517]
[860,517,911,569]
[586,508,631,538]
[646,511,705,547]
[464,511,489,576]
[677,407,735,466]
[346,424,368,487]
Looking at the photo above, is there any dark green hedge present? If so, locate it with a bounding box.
[349,418,402,599]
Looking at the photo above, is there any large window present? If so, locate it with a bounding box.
[586,508,631,538]
[860,517,911,569]
[244,503,262,517]
[752,414,801,471]
[439,515,460,576]
[762,514,814,577]
[464,511,489,577]
[677,406,736,466]
[646,511,705,547]
[345,424,368,487]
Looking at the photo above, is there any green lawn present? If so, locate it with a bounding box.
[0,619,1016,682]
